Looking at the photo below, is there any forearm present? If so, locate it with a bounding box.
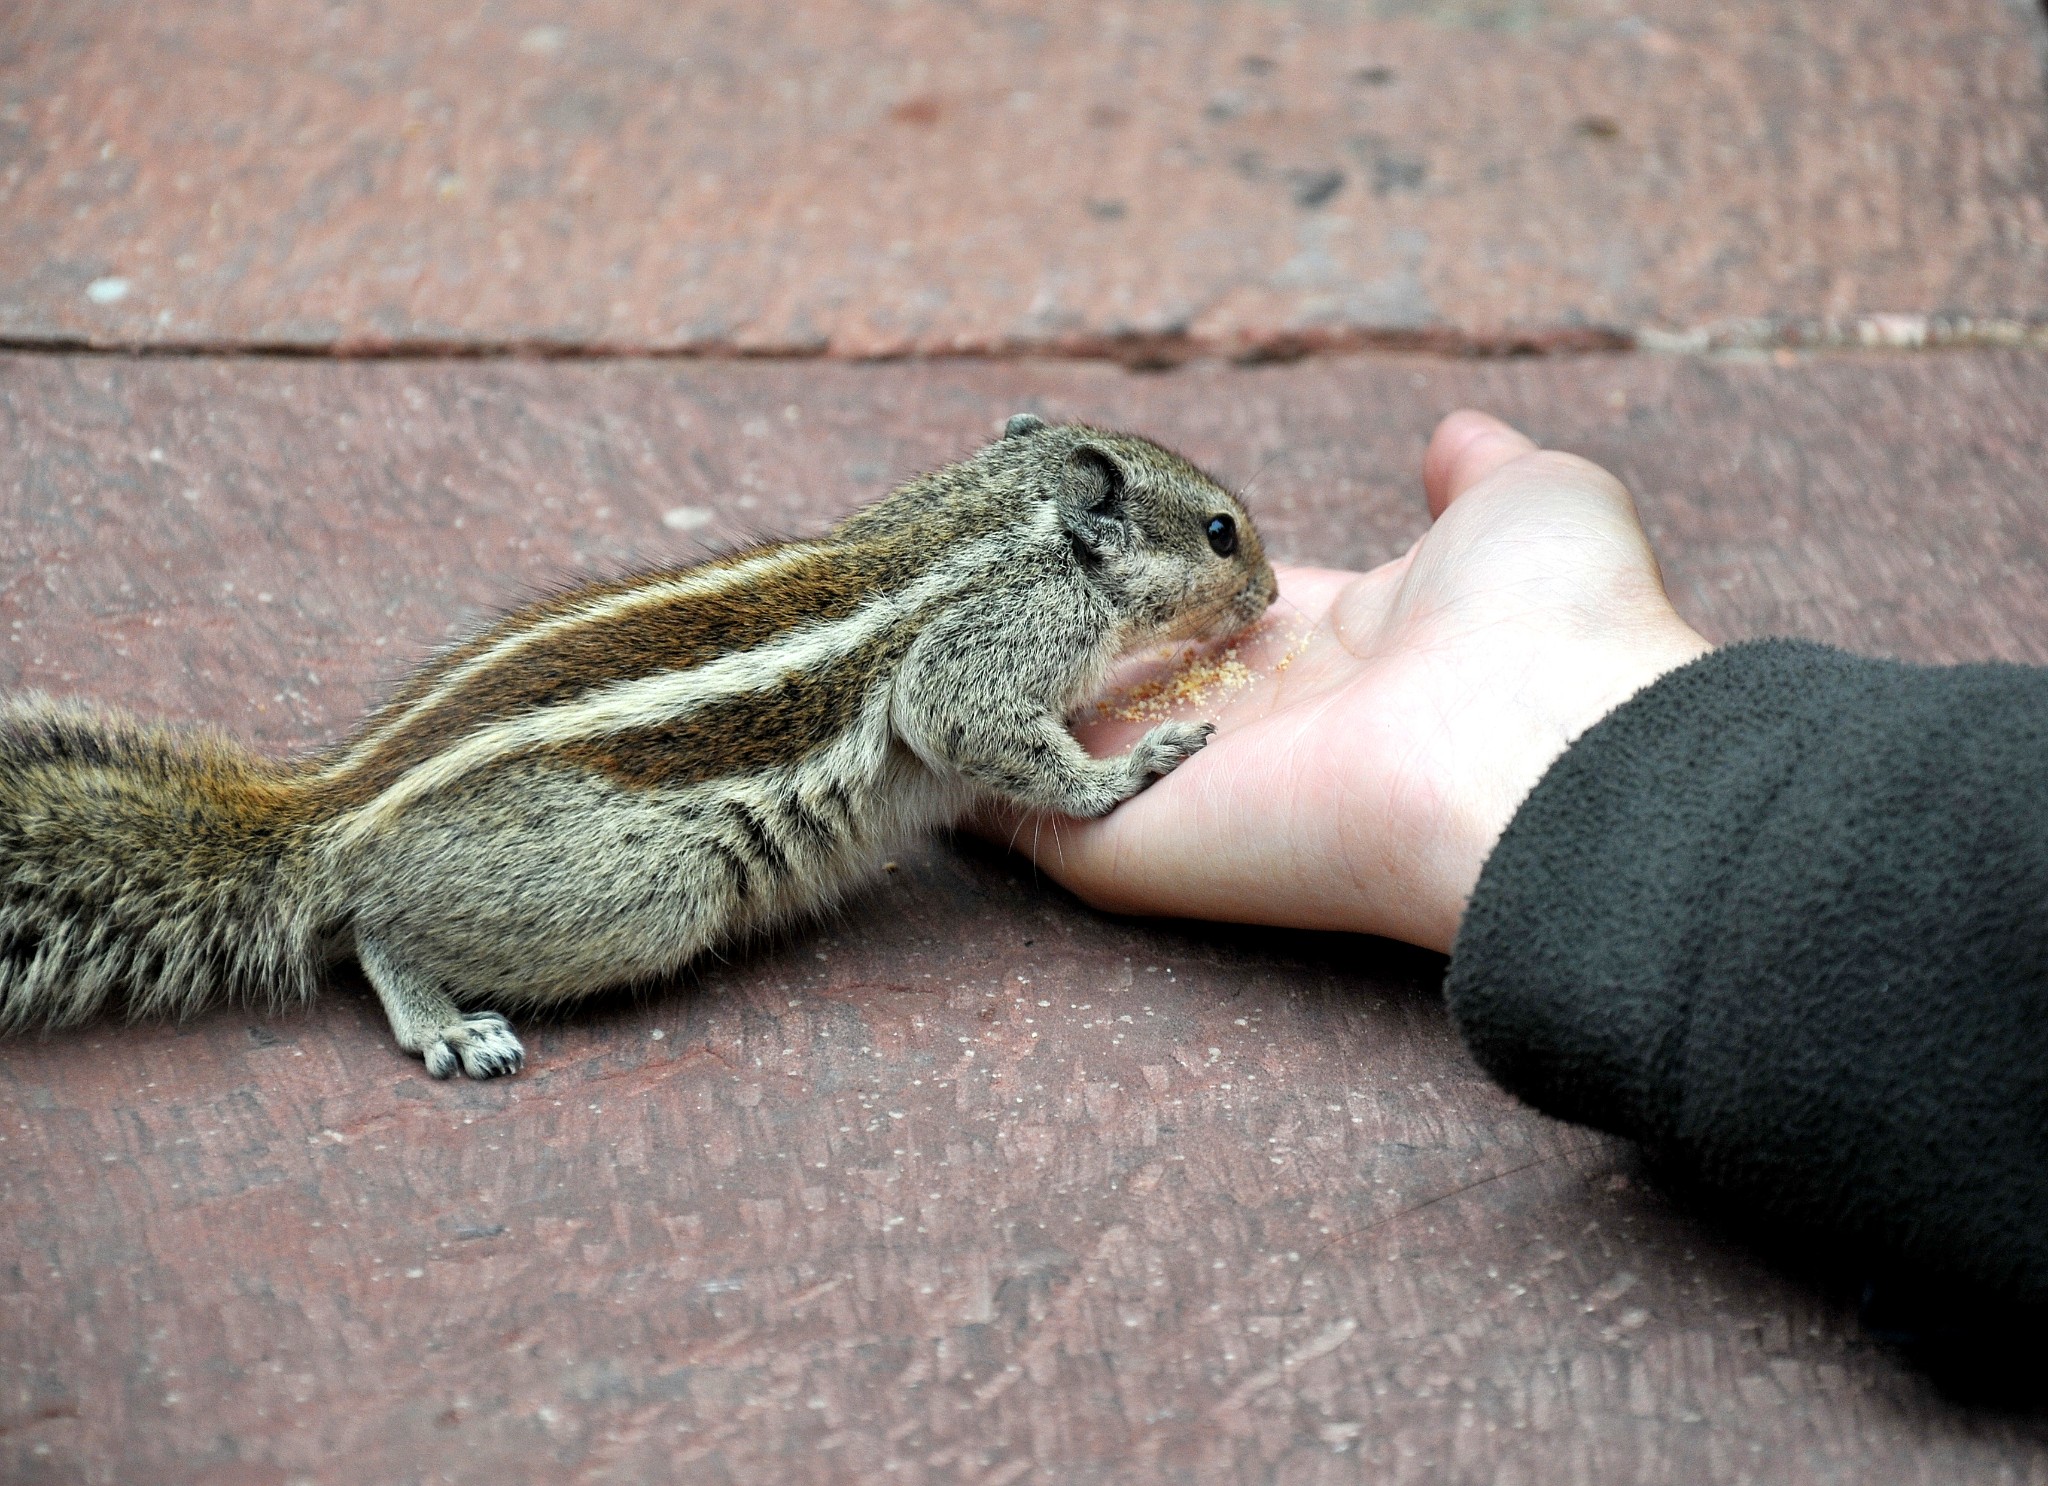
[1445,639,2048,1301]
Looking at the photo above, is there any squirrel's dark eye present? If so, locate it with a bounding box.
[1205,514,1238,557]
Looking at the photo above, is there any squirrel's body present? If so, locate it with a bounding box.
[0,417,1274,1077]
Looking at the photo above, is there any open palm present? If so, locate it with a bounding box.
[996,412,1713,954]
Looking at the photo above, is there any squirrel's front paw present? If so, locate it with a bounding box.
[423,1012,527,1080]
[1132,721,1216,785]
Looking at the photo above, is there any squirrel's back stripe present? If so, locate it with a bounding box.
[330,469,1040,794]
[325,544,816,786]
[536,626,914,792]
[326,531,1016,843]
[320,532,967,801]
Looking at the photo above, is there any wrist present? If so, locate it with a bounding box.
[1416,622,1714,955]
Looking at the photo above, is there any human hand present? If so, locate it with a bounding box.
[988,411,1714,955]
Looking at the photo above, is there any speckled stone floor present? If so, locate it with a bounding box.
[5,3,2048,1481]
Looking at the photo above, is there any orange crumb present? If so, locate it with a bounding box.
[1088,622,1314,723]
[1092,645,1255,722]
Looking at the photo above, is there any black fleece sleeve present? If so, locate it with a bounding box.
[1445,639,2048,1304]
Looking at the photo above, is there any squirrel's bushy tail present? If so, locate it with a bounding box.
[0,697,332,1031]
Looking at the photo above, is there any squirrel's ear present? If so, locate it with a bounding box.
[1003,413,1047,439]
[1057,445,1130,558]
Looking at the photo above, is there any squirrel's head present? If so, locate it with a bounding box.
[997,414,1278,645]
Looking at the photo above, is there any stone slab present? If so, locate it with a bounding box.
[4,350,2048,1483]
[4,0,2047,357]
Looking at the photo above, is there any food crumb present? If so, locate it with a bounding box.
[1097,647,1256,721]
[1089,622,1312,722]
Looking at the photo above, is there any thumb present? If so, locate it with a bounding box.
[1422,410,1539,519]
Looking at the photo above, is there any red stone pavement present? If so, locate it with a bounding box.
[8,0,2048,1477]
[4,0,2047,356]
[4,352,2048,1483]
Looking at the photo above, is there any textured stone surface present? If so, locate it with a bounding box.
[4,352,2048,1482]
[4,0,2047,356]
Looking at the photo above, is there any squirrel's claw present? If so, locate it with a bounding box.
[423,1012,526,1080]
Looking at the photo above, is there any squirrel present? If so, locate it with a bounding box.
[0,415,1276,1079]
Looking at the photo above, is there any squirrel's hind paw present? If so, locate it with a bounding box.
[423,1012,526,1080]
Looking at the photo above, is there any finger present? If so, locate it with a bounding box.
[1421,410,1540,520]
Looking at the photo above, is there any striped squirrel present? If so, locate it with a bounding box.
[0,416,1276,1078]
